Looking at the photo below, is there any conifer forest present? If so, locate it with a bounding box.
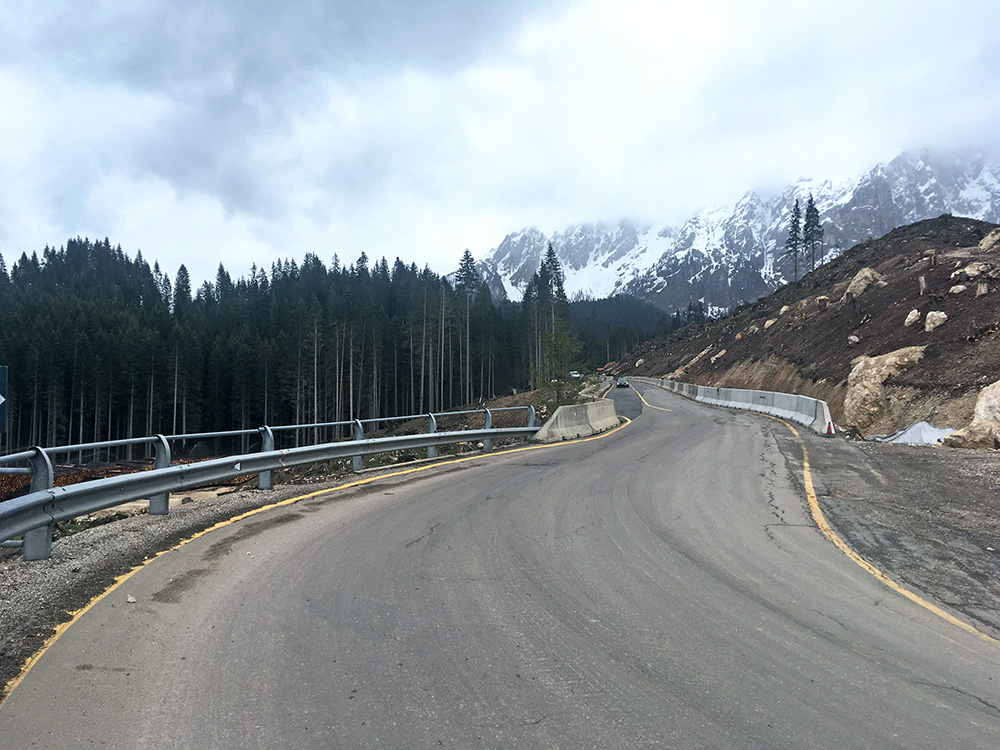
[0,239,667,453]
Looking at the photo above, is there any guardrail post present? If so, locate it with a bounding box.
[482,409,493,451]
[427,414,438,459]
[257,426,275,489]
[149,435,172,515]
[528,405,540,428]
[23,448,55,561]
[352,420,364,472]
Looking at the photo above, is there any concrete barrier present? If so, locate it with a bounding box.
[533,399,620,443]
[633,377,835,436]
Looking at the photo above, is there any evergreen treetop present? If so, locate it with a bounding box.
[802,194,823,273]
[784,198,803,282]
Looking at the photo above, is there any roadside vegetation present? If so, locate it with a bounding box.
[0,240,612,456]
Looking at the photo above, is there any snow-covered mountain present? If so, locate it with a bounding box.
[479,149,1000,312]
[479,222,673,302]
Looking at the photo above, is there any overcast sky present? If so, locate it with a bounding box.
[2,0,999,284]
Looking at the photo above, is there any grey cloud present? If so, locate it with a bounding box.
[3,0,1000,284]
[4,1,569,218]
[8,1,563,88]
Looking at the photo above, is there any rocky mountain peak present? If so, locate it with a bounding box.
[478,149,1000,313]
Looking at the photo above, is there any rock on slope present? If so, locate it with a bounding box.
[622,216,1000,440]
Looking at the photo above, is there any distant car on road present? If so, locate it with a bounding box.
[616,377,629,388]
[569,370,581,378]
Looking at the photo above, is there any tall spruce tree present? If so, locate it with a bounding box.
[455,249,481,404]
[784,198,803,282]
[802,194,823,273]
[525,244,578,384]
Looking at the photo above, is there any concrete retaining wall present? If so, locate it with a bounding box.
[533,399,619,443]
[633,377,835,436]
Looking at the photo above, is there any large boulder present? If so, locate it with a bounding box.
[841,267,887,302]
[843,346,926,434]
[977,228,1000,254]
[924,311,948,332]
[942,379,1000,449]
[953,261,990,279]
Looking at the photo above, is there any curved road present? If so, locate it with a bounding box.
[2,385,999,747]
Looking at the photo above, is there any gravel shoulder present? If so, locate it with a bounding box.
[806,436,1000,638]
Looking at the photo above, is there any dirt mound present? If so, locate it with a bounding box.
[624,215,1000,440]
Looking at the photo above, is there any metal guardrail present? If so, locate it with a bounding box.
[0,407,540,560]
[0,407,537,476]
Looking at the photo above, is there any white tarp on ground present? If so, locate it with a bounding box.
[869,421,957,445]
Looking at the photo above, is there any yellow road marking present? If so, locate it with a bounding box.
[7,404,990,705]
[631,385,672,412]
[1,416,632,705]
[779,419,998,646]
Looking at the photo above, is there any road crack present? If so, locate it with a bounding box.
[404,523,439,548]
[813,608,849,631]
[912,680,1000,718]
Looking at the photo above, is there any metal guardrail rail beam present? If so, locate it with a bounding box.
[0,407,540,468]
[1,423,539,560]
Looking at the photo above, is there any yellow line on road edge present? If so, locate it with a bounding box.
[780,419,998,646]
[1,416,632,705]
[631,385,671,412]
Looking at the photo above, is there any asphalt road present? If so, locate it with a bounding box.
[3,384,1000,748]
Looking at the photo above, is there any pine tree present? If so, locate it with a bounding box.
[541,243,567,307]
[525,244,578,384]
[173,265,192,316]
[215,264,234,300]
[784,198,803,282]
[455,249,482,403]
[802,194,823,273]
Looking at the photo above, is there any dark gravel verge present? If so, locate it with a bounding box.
[805,435,1000,638]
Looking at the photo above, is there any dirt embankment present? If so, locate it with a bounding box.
[623,216,1000,439]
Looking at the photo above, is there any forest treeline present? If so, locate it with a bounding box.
[0,238,681,453]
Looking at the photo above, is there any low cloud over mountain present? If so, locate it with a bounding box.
[480,150,1000,313]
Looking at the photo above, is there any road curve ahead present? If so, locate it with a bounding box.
[2,384,999,748]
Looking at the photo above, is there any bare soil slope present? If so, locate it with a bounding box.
[624,215,1000,436]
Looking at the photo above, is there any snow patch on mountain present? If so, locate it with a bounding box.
[478,149,1000,312]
